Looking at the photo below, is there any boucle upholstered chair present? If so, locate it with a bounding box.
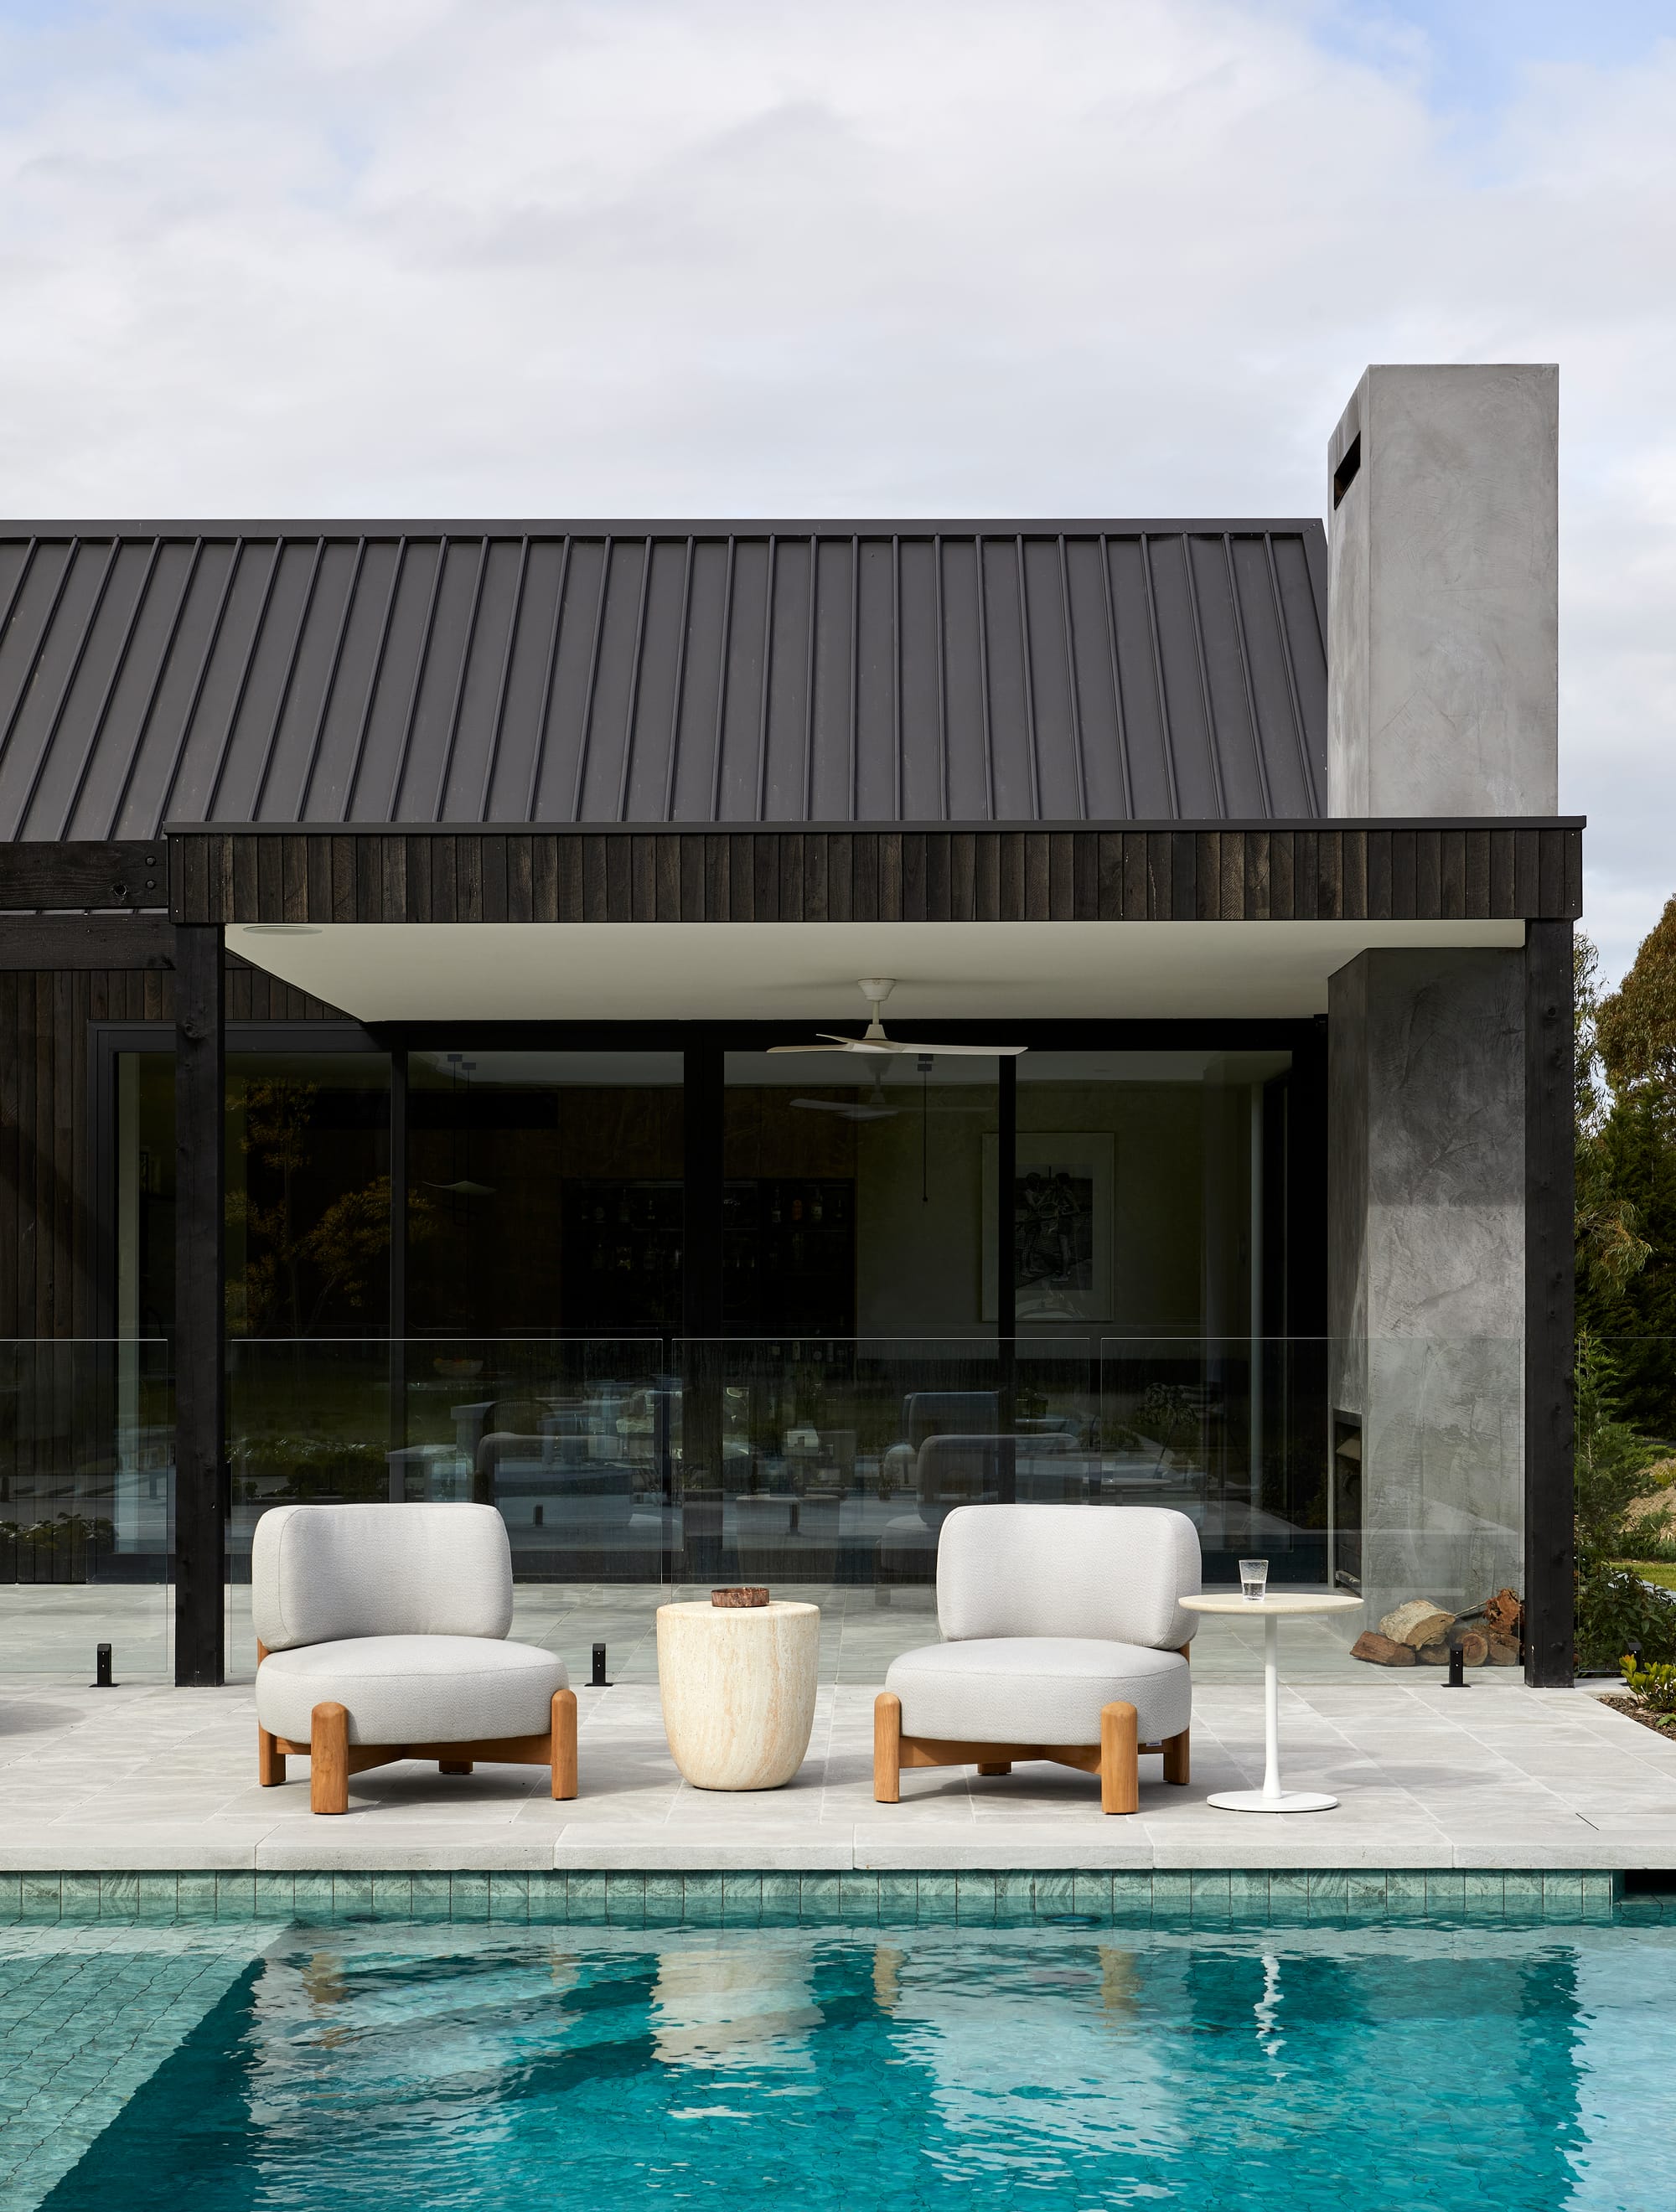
[874,1503,1199,1814]
[253,1502,577,1815]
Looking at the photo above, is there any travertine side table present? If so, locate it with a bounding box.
[656,1600,820,1790]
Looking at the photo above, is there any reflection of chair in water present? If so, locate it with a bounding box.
[875,1501,1198,1814]
[651,1948,820,2070]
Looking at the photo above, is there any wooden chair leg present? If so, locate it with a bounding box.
[1099,1700,1139,1815]
[257,1726,286,1788]
[1162,1727,1190,1786]
[976,1762,1011,1776]
[439,1760,473,1775]
[310,1701,349,1816]
[551,1687,578,1801]
[874,1691,902,1803]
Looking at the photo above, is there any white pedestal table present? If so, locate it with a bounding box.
[1180,1591,1364,1813]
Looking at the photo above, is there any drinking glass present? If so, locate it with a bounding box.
[1239,1558,1270,1602]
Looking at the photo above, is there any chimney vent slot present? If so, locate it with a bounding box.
[1332,434,1362,509]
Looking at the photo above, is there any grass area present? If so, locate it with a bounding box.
[1619,1560,1676,1591]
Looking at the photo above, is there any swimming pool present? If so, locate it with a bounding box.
[6,1916,1672,2211]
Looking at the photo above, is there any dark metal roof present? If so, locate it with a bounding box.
[0,522,1327,837]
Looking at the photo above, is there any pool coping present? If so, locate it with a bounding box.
[3,1868,1668,1929]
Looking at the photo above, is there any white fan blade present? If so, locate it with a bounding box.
[766,1040,861,1054]
[886,1040,1028,1057]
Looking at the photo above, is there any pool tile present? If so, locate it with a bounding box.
[1384,1873,1427,1920]
[1073,1872,1114,1920]
[758,1874,801,1927]
[98,1873,139,1921]
[59,1877,101,1924]
[642,1875,685,1928]
[0,1874,21,1923]
[1423,1873,1464,1920]
[1226,1870,1270,1925]
[1265,1874,1308,1926]
[1541,1873,1585,1923]
[136,1873,178,1923]
[1583,1874,1616,1923]
[1305,1870,1348,1919]
[566,1873,608,1925]
[720,1873,763,1926]
[1032,1874,1076,1921]
[527,1873,567,1925]
[604,1873,645,1927]
[1150,1872,1193,1922]
[1110,1873,1155,1926]
[215,1874,257,1923]
[1462,1872,1505,1920]
[682,1877,724,1927]
[1348,1873,1389,1920]
[954,1874,996,1925]
[842,1873,883,1925]
[1190,1872,1231,1922]
[438,1873,482,1924]
[18,1874,62,1924]
[256,1873,297,1920]
[292,1873,336,1925]
[369,1874,412,1921]
[799,1873,843,1923]
[1502,1873,1544,1922]
[997,1873,1039,1926]
[409,1873,454,1923]
[913,1876,960,1925]
[489,1873,530,1924]
[329,1874,373,1924]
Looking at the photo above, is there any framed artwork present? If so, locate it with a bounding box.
[982,1133,1115,1324]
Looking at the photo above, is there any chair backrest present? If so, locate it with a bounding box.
[903,1391,1000,1448]
[252,1502,514,1651]
[935,1502,1201,1650]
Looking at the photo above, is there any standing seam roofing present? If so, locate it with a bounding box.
[0,525,1327,838]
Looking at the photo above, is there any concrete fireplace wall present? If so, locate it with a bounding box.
[1327,948,1525,1625]
[1324,361,1555,1631]
[1327,363,1558,819]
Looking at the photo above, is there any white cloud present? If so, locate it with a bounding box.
[0,0,1670,974]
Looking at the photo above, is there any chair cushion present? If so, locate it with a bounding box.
[253,1502,514,1651]
[935,1503,1200,1649]
[886,1637,1190,1747]
[256,1635,568,1747]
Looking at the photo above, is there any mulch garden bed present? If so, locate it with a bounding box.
[1601,1694,1676,1740]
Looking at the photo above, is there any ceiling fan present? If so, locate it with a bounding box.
[790,1068,900,1122]
[768,979,1027,1058]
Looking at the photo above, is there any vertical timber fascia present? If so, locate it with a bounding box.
[173,923,225,1685]
[1523,918,1575,1686]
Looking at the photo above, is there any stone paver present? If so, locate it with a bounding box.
[3,1669,1672,1873]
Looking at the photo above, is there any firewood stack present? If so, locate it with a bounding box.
[1351,1589,1523,1667]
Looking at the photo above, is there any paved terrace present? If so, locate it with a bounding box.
[2,1586,1672,1874]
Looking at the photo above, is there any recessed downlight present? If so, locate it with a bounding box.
[242,923,323,936]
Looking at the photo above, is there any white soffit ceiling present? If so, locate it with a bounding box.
[226,919,1527,1024]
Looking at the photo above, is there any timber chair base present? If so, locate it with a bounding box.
[873,1691,1188,1816]
[257,1688,579,1816]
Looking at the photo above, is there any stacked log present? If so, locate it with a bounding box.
[1351,1588,1524,1667]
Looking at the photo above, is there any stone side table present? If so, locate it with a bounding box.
[655,1600,820,1791]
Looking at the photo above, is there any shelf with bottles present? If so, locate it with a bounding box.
[722,1179,854,1334]
[560,1179,683,1329]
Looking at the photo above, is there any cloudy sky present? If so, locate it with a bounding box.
[0,0,1671,978]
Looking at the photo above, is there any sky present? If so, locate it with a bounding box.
[0,0,1671,982]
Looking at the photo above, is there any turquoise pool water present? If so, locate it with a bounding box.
[9,1920,1674,2210]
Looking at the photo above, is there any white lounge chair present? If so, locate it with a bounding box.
[253,1501,577,1815]
[874,1502,1198,1814]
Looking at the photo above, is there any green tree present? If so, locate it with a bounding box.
[1573,1331,1676,1667]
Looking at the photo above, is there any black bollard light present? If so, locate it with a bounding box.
[592,1642,612,1687]
[1446,1641,1467,1690]
[93,1643,114,1688]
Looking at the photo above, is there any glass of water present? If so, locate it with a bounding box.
[1239,1558,1270,1602]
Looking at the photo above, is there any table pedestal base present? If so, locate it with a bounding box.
[1207,1787,1338,1814]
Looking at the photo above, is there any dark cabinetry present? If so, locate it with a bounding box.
[723,1180,855,1336]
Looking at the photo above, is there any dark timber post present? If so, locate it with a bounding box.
[1523,919,1575,1687]
[680,1043,725,1581]
[389,1047,408,1467]
[996,1057,1017,1501]
[173,925,225,1686]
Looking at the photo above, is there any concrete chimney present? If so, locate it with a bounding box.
[1327,364,1558,817]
